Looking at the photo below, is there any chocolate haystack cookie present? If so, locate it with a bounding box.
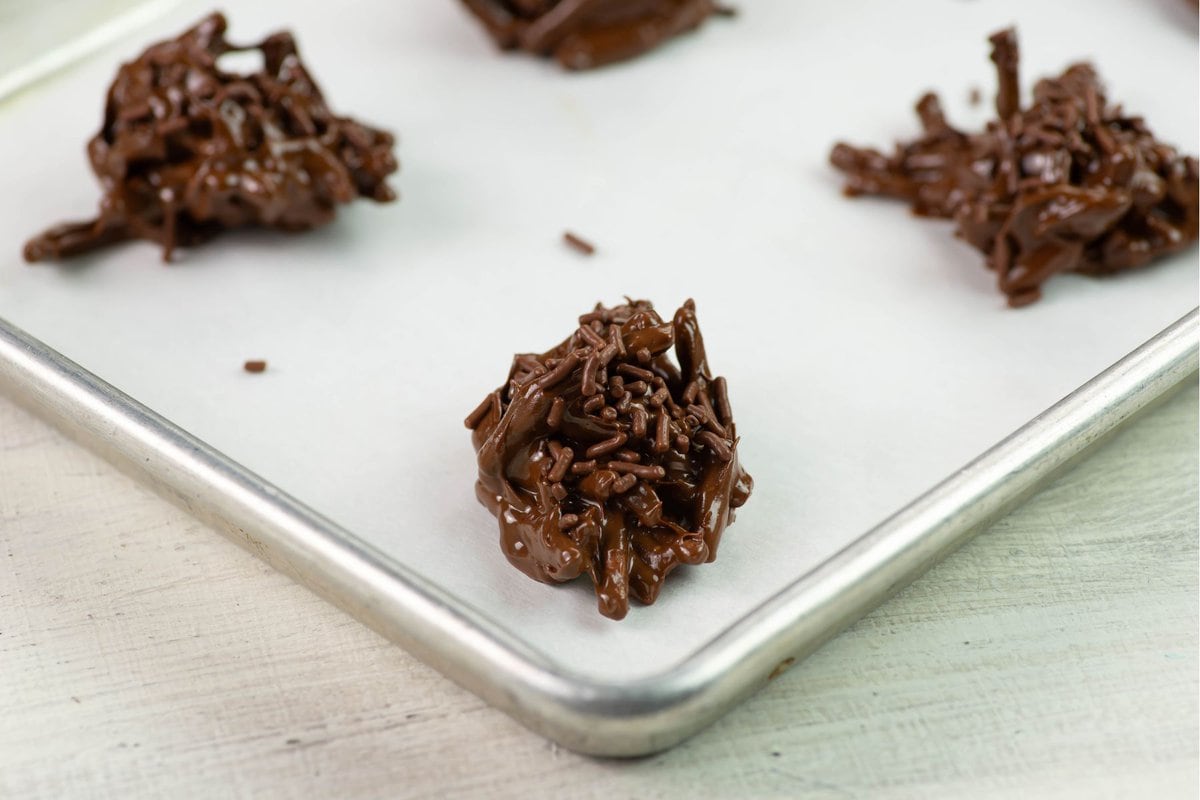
[830,28,1198,307]
[460,0,732,70]
[24,13,398,263]
[465,299,752,620]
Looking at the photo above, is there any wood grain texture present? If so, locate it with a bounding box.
[1,383,1196,800]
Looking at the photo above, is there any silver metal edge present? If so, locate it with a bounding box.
[0,0,183,103]
[1,308,1196,756]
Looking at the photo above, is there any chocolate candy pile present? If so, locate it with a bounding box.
[830,29,1199,307]
[459,0,730,70]
[24,13,398,263]
[466,299,752,619]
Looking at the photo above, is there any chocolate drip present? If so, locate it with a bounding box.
[830,28,1198,307]
[24,13,398,263]
[460,0,731,70]
[466,299,752,620]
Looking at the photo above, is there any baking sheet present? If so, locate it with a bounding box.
[0,0,1195,682]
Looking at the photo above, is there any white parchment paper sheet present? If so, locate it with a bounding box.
[1,0,1195,680]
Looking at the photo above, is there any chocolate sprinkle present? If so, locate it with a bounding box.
[563,231,596,255]
[24,13,398,263]
[460,0,732,71]
[466,299,752,620]
[830,27,1198,307]
[243,359,267,374]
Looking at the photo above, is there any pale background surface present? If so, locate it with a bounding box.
[2,384,1195,798]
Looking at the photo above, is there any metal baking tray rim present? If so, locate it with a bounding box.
[2,308,1195,756]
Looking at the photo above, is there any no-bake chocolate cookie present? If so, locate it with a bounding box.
[24,13,398,263]
[466,299,752,620]
[460,0,732,70]
[830,29,1198,307]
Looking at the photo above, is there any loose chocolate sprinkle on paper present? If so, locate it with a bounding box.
[243,360,267,373]
[466,299,752,620]
[563,231,596,255]
[460,0,732,71]
[830,28,1198,307]
[24,13,398,263]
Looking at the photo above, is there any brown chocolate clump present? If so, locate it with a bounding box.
[830,28,1199,307]
[24,13,398,263]
[465,299,752,620]
[460,0,732,70]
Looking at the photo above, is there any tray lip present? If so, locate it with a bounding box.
[1,307,1196,756]
[0,0,182,103]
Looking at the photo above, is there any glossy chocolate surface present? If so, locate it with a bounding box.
[466,299,752,620]
[460,0,730,70]
[24,13,398,263]
[831,28,1198,307]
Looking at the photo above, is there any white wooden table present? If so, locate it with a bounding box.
[1,382,1196,799]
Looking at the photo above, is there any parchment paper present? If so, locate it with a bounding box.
[1,0,1195,680]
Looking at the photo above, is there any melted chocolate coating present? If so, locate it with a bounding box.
[460,0,730,70]
[465,299,752,620]
[24,13,398,263]
[830,28,1198,307]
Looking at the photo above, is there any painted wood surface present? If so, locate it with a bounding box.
[1,384,1196,799]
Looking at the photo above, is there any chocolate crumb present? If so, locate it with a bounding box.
[466,299,752,620]
[243,360,267,373]
[830,27,1198,307]
[967,86,982,106]
[563,231,596,256]
[460,0,732,71]
[768,656,796,680]
[23,13,398,264]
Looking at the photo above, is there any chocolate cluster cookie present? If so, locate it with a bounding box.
[830,29,1198,307]
[466,299,752,619]
[460,0,732,70]
[24,13,398,263]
